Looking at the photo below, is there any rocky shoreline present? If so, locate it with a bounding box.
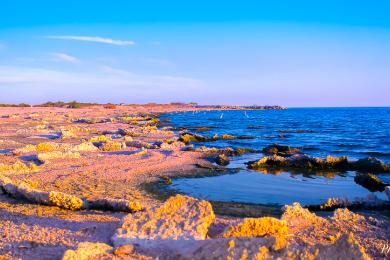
[0,105,389,259]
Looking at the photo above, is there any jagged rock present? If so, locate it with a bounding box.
[222,217,288,250]
[354,173,386,192]
[112,194,215,246]
[62,242,113,260]
[262,144,300,157]
[216,154,230,166]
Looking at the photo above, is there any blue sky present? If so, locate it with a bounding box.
[0,1,389,106]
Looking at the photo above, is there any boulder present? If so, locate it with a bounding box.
[112,194,215,246]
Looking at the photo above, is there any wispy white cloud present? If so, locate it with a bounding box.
[0,66,205,103]
[46,35,135,46]
[49,52,78,63]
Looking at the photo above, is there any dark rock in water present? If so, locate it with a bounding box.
[247,125,264,129]
[247,154,390,173]
[262,144,300,157]
[237,135,256,139]
[354,173,386,192]
[353,157,390,173]
[216,154,230,166]
[179,133,219,144]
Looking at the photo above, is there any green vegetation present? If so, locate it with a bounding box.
[36,101,99,108]
[0,103,31,107]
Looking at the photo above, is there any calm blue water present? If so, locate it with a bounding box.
[161,108,390,206]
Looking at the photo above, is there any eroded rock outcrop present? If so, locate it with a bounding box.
[112,194,215,246]
[0,175,143,212]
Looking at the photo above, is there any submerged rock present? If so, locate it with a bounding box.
[354,173,386,192]
[385,186,390,201]
[216,154,230,166]
[112,194,215,246]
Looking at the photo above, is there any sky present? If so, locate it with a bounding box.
[0,1,389,107]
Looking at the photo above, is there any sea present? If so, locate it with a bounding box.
[160,108,390,206]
